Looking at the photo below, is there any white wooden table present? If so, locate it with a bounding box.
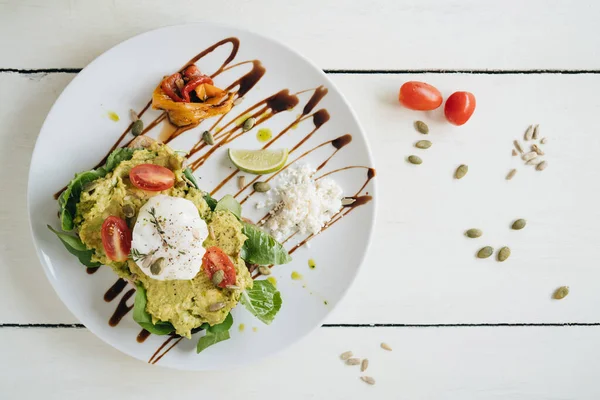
[2,1,600,398]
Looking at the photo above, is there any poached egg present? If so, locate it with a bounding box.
[131,194,207,280]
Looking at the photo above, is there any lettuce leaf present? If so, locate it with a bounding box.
[47,225,100,268]
[240,280,282,325]
[214,194,242,220]
[196,313,233,353]
[240,223,291,266]
[133,284,175,335]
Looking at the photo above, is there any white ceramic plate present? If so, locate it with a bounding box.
[28,24,376,370]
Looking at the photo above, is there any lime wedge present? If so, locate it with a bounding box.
[228,148,289,175]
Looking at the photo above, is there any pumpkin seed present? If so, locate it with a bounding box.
[340,351,353,360]
[497,247,511,262]
[126,216,135,229]
[129,109,140,122]
[361,359,369,372]
[209,302,226,312]
[237,176,246,190]
[202,130,215,145]
[346,358,361,366]
[242,117,256,131]
[477,246,494,259]
[258,266,271,276]
[380,342,392,351]
[361,376,376,385]
[522,151,538,161]
[212,270,225,286]
[415,140,432,149]
[514,140,524,154]
[506,169,517,180]
[341,197,356,206]
[408,155,422,165]
[466,228,482,238]
[531,144,544,155]
[415,120,429,134]
[512,149,518,156]
[455,164,468,179]
[540,137,548,144]
[131,119,144,137]
[536,161,548,171]
[176,180,186,189]
[553,286,569,300]
[532,124,540,140]
[524,125,534,141]
[150,257,166,275]
[512,219,527,230]
[253,181,271,192]
[122,204,135,218]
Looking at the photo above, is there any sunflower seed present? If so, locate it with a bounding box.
[226,285,241,290]
[380,342,392,351]
[346,358,361,365]
[208,225,216,240]
[129,109,140,122]
[540,137,548,144]
[237,176,246,190]
[512,149,518,156]
[408,155,422,165]
[208,302,226,312]
[531,144,545,156]
[415,140,432,149]
[212,270,225,286]
[455,164,468,179]
[514,140,524,154]
[258,266,271,276]
[131,119,144,137]
[340,351,353,360]
[341,197,356,206]
[233,97,244,106]
[466,228,482,238]
[175,78,184,91]
[361,376,376,385]
[506,169,517,180]
[477,246,494,259]
[525,158,540,166]
[150,257,166,275]
[415,120,429,134]
[522,151,538,161]
[524,125,534,141]
[242,117,256,131]
[553,286,569,300]
[202,130,215,145]
[361,359,369,372]
[512,219,527,230]
[536,161,548,171]
[532,124,540,140]
[253,181,271,192]
[497,247,511,262]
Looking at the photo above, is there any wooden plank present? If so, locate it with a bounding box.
[3,72,600,324]
[2,326,599,398]
[1,0,599,70]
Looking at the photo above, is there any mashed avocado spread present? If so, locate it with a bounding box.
[73,142,252,338]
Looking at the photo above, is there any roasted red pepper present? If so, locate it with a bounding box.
[161,66,214,103]
[181,75,214,102]
[161,72,185,102]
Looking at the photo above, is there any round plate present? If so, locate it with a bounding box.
[28,24,376,370]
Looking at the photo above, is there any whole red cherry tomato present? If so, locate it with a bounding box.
[444,91,476,126]
[398,81,443,111]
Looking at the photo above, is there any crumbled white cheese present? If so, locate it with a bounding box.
[256,164,343,241]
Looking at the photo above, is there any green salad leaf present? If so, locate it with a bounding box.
[58,148,135,231]
[240,280,282,325]
[196,330,231,354]
[204,194,218,211]
[196,313,234,353]
[47,225,101,268]
[214,194,242,220]
[183,167,200,189]
[240,223,292,266]
[133,284,175,335]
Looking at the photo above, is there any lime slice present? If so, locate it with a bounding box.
[228,148,288,175]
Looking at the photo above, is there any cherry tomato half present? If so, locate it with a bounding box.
[202,247,237,288]
[398,81,443,111]
[444,91,476,126]
[129,164,175,192]
[101,216,132,262]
